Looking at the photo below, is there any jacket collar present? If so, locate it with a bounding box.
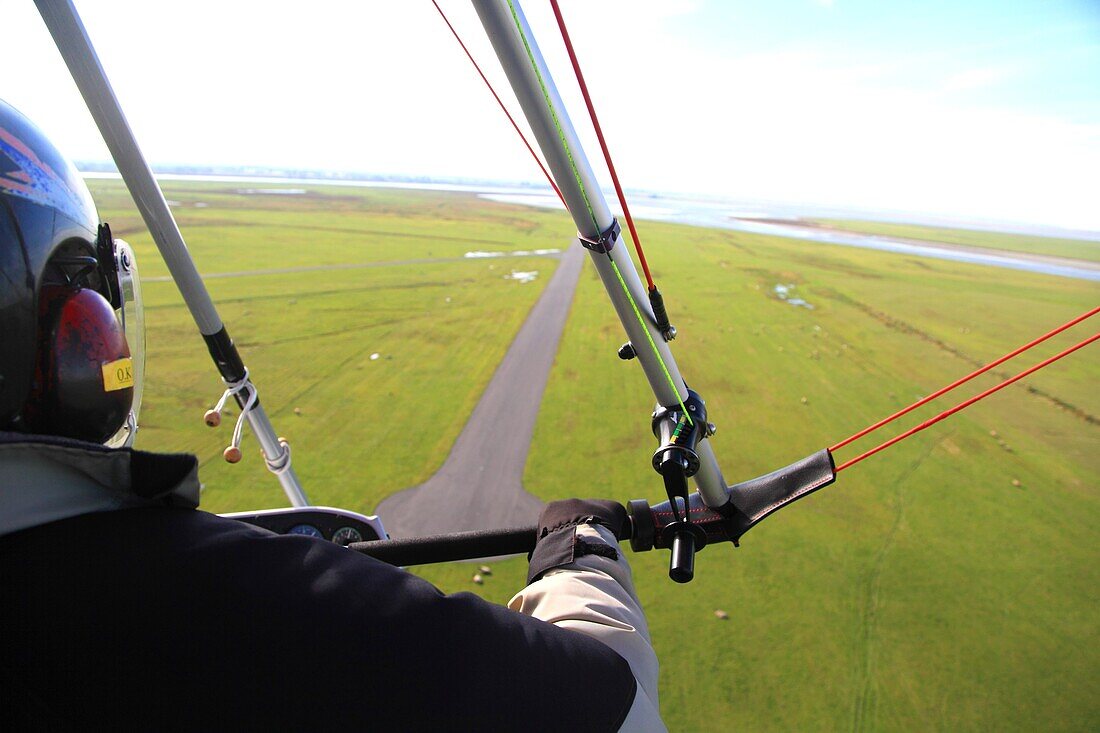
[0,431,199,537]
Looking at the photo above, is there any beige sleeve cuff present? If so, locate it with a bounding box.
[509,524,666,732]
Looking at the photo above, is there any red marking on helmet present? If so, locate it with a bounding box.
[24,286,132,443]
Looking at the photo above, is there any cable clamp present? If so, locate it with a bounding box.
[265,437,293,475]
[578,219,621,254]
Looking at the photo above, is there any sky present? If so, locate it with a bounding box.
[5,0,1100,230]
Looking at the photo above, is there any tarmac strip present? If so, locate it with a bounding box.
[376,242,587,540]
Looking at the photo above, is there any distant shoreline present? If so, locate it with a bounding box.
[735,217,1100,273]
[83,172,1100,282]
[80,170,550,197]
[78,168,1100,242]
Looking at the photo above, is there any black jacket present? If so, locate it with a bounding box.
[0,433,636,731]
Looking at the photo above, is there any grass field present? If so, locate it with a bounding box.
[93,180,1099,732]
[92,179,569,513]
[811,218,1100,264]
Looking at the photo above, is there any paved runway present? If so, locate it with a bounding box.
[376,242,586,538]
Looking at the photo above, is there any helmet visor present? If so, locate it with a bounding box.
[105,239,144,448]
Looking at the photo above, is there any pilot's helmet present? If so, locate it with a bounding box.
[0,98,144,446]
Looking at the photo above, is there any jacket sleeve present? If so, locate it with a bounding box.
[1,507,643,732]
[509,523,667,732]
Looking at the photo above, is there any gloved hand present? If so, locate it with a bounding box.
[527,499,629,584]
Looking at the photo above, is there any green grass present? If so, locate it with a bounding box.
[92,179,571,513]
[94,180,1099,732]
[521,220,1098,731]
[811,218,1100,264]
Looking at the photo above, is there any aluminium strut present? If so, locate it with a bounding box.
[34,0,308,507]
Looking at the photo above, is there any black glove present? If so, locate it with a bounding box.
[527,499,629,584]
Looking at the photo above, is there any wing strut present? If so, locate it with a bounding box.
[34,0,309,508]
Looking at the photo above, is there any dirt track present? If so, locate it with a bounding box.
[376,242,586,538]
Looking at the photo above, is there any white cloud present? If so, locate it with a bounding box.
[940,66,1013,93]
[4,0,1097,229]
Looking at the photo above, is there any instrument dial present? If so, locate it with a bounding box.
[332,526,363,546]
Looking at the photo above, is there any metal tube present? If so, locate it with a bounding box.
[693,439,728,508]
[35,0,220,335]
[473,0,728,504]
[472,0,686,405]
[250,403,309,507]
[472,1,611,237]
[34,0,309,507]
[473,0,685,400]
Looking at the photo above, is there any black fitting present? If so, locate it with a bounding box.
[578,219,621,255]
[647,287,676,342]
[203,327,247,384]
[95,223,121,309]
[669,529,696,583]
[627,499,656,552]
[649,389,710,583]
[617,342,637,360]
[650,389,708,478]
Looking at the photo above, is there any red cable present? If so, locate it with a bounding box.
[830,305,1099,452]
[833,331,1099,473]
[430,0,567,208]
[549,0,656,292]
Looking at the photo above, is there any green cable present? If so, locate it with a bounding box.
[671,414,687,444]
[505,0,599,236]
[610,260,692,424]
[505,0,691,423]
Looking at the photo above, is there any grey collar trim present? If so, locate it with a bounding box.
[0,432,199,537]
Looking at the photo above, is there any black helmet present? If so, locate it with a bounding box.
[0,98,143,445]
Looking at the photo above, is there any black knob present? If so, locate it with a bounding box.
[669,530,695,583]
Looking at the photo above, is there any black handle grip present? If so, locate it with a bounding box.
[349,515,637,567]
[350,449,836,568]
[350,526,539,566]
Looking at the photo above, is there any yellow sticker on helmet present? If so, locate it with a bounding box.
[102,358,135,392]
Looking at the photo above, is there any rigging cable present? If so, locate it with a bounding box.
[430,0,566,207]
[833,330,1098,473]
[549,0,677,341]
[830,305,1098,452]
[548,0,655,292]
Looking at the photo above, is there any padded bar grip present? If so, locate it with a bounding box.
[350,526,539,566]
[724,448,836,539]
[352,451,834,566]
[632,449,836,551]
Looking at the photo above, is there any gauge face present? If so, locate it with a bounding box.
[331,526,363,546]
[288,524,323,538]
